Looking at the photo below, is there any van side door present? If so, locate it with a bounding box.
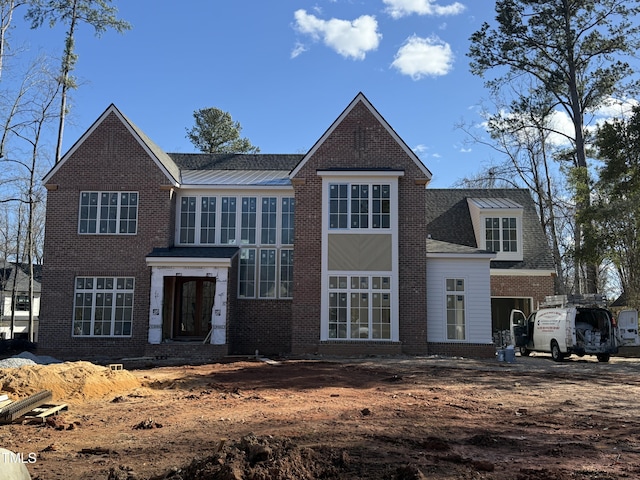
[510,309,528,347]
[617,310,640,347]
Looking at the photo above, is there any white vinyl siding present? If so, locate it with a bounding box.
[427,257,493,344]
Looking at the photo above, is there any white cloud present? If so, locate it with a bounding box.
[383,0,466,19]
[290,42,307,59]
[391,35,454,79]
[293,9,382,60]
[593,97,639,121]
[412,144,429,156]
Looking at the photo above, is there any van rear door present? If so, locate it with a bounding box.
[617,310,640,346]
[510,309,528,347]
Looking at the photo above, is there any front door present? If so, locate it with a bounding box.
[174,277,216,339]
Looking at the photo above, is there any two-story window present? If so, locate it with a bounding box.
[73,276,134,336]
[467,198,523,261]
[79,192,138,234]
[176,194,294,299]
[321,171,402,343]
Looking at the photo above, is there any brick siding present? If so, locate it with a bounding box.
[39,112,175,360]
[491,273,555,309]
[291,101,430,355]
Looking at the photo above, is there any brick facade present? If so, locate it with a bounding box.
[491,273,555,309]
[291,101,430,355]
[39,112,175,360]
[38,95,555,363]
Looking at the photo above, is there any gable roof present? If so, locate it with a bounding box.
[42,104,181,185]
[425,188,555,271]
[0,262,42,293]
[289,92,432,179]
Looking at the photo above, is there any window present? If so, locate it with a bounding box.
[13,295,30,312]
[239,249,256,297]
[329,183,391,230]
[281,198,295,245]
[328,275,391,340]
[261,197,277,244]
[79,192,138,234]
[329,184,348,229]
[179,196,197,243]
[241,197,257,244]
[446,278,465,340]
[221,197,237,244]
[200,197,217,243]
[280,249,294,298]
[259,249,277,298]
[485,217,518,253]
[73,277,134,337]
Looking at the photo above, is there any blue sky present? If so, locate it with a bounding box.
[12,0,499,187]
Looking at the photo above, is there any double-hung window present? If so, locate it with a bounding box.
[73,276,134,337]
[79,192,138,234]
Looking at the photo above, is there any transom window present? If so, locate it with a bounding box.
[73,276,134,337]
[446,278,465,340]
[79,191,138,234]
[329,183,390,230]
[485,217,518,253]
[328,275,391,340]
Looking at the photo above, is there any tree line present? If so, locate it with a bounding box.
[463,0,640,307]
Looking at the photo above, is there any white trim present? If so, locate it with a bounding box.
[290,93,432,180]
[318,170,405,179]
[43,104,180,186]
[145,257,233,268]
[427,252,496,259]
[490,269,556,277]
[147,266,229,345]
[320,173,400,342]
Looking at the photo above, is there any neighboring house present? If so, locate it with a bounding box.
[0,261,41,341]
[38,92,555,361]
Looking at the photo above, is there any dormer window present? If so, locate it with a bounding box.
[467,198,523,261]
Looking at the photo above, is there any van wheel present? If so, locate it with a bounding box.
[551,341,564,362]
[519,347,531,356]
[597,354,610,363]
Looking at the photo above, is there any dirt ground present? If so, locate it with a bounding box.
[2,353,640,480]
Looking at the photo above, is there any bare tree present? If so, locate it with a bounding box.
[26,0,131,163]
[0,55,59,340]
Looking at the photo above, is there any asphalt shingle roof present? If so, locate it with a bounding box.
[0,262,42,293]
[425,189,555,271]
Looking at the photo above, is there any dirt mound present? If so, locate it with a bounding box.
[142,434,341,480]
[0,361,140,402]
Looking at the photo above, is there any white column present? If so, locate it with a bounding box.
[148,267,164,344]
[210,268,228,345]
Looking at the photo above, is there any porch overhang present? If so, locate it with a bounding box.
[145,247,239,268]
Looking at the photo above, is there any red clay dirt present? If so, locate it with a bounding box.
[2,354,640,479]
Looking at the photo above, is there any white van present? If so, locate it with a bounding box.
[510,305,639,362]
